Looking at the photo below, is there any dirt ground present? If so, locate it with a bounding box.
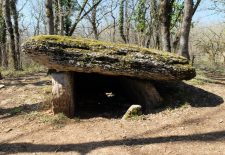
[0,72,225,155]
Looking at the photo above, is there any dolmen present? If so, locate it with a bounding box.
[22,35,196,118]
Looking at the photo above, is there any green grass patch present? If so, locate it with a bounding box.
[25,112,68,129]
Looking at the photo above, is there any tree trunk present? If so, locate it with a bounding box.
[119,0,127,43]
[159,0,173,52]
[91,0,98,40]
[179,0,201,59]
[0,14,8,68]
[54,0,59,34]
[51,72,75,118]
[34,17,40,36]
[179,0,193,60]
[150,0,160,49]
[45,0,55,35]
[110,7,116,42]
[0,28,8,69]
[64,0,73,36]
[2,0,18,70]
[10,0,21,69]
[172,34,180,52]
[125,0,130,43]
[0,41,7,69]
[57,0,64,35]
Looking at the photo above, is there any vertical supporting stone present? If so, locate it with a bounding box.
[122,78,163,113]
[51,72,75,118]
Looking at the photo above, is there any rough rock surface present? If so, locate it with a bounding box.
[22,35,196,81]
[122,105,142,120]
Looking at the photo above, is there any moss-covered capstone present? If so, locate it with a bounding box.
[22,35,196,81]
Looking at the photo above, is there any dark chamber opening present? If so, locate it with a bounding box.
[74,73,134,118]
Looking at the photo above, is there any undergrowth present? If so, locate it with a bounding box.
[25,112,68,129]
[1,64,47,78]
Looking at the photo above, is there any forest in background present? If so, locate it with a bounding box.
[0,0,224,78]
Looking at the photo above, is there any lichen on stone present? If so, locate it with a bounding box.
[22,35,196,81]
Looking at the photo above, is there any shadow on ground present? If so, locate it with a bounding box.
[1,73,51,87]
[0,102,48,119]
[0,130,225,155]
[154,81,224,108]
[3,79,51,87]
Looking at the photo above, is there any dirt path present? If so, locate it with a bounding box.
[0,73,225,155]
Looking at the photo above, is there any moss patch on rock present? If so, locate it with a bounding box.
[22,35,196,81]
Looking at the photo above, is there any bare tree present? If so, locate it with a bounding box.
[109,0,118,42]
[85,0,116,40]
[194,27,225,65]
[68,0,102,36]
[30,1,46,36]
[211,0,225,14]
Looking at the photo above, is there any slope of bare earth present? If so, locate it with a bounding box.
[0,72,225,155]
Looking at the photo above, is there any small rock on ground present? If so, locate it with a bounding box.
[122,105,142,120]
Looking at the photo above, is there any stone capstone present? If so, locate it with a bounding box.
[22,35,196,81]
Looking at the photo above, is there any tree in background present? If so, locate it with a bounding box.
[68,0,102,36]
[46,0,102,36]
[29,0,47,36]
[149,0,160,49]
[119,0,126,43]
[45,0,55,35]
[159,0,174,52]
[10,0,21,69]
[170,1,184,52]
[85,0,116,40]
[0,1,7,69]
[194,27,225,65]
[136,0,146,33]
[211,0,225,14]
[135,0,147,46]
[179,0,201,59]
[2,0,18,70]
[0,0,21,70]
